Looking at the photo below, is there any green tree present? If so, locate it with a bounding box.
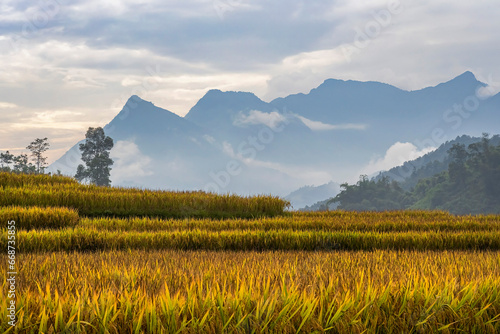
[75,127,114,186]
[0,151,14,171]
[13,154,36,174]
[468,134,500,198]
[26,137,50,174]
[447,143,469,188]
[329,175,411,211]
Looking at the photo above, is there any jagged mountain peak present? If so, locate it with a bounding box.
[112,95,180,119]
[119,95,159,114]
[196,89,261,104]
[416,71,485,93]
[442,71,484,86]
[103,95,193,140]
[319,77,398,88]
[312,77,404,96]
[185,89,272,126]
[453,71,478,81]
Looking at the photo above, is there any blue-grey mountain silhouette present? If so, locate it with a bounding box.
[49,72,500,197]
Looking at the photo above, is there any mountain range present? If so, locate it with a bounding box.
[49,71,500,204]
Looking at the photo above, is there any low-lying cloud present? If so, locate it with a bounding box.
[233,110,288,130]
[297,115,367,131]
[110,140,153,183]
[361,142,436,176]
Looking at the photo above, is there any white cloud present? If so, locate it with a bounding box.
[475,73,500,98]
[0,102,18,108]
[213,0,262,19]
[121,77,142,87]
[297,115,367,131]
[233,110,287,130]
[265,0,500,99]
[35,110,84,122]
[222,141,235,157]
[281,48,346,71]
[240,157,333,187]
[361,142,436,176]
[110,140,153,182]
[1,0,499,175]
[203,135,216,144]
[8,109,88,132]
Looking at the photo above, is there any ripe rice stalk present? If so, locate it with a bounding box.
[6,228,500,252]
[0,206,79,230]
[0,183,289,219]
[77,212,500,233]
[1,250,499,333]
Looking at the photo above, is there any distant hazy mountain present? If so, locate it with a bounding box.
[49,72,500,196]
[185,90,275,130]
[272,71,496,151]
[49,96,302,194]
[50,96,216,189]
[284,181,340,210]
[300,198,339,212]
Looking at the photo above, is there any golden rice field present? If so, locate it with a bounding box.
[0,173,288,219]
[1,250,500,333]
[1,173,500,333]
[0,206,79,230]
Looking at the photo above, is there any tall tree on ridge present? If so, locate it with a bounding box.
[26,137,50,174]
[75,127,114,186]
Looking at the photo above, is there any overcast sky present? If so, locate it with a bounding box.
[1,0,499,163]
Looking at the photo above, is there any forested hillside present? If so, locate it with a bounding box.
[331,134,500,214]
[374,135,500,190]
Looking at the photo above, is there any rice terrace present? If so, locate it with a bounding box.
[3,0,500,332]
[1,172,500,333]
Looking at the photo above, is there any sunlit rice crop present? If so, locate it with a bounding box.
[0,206,79,230]
[0,172,78,187]
[1,250,499,333]
[0,172,289,219]
[1,172,499,333]
[6,228,500,252]
[79,211,500,233]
